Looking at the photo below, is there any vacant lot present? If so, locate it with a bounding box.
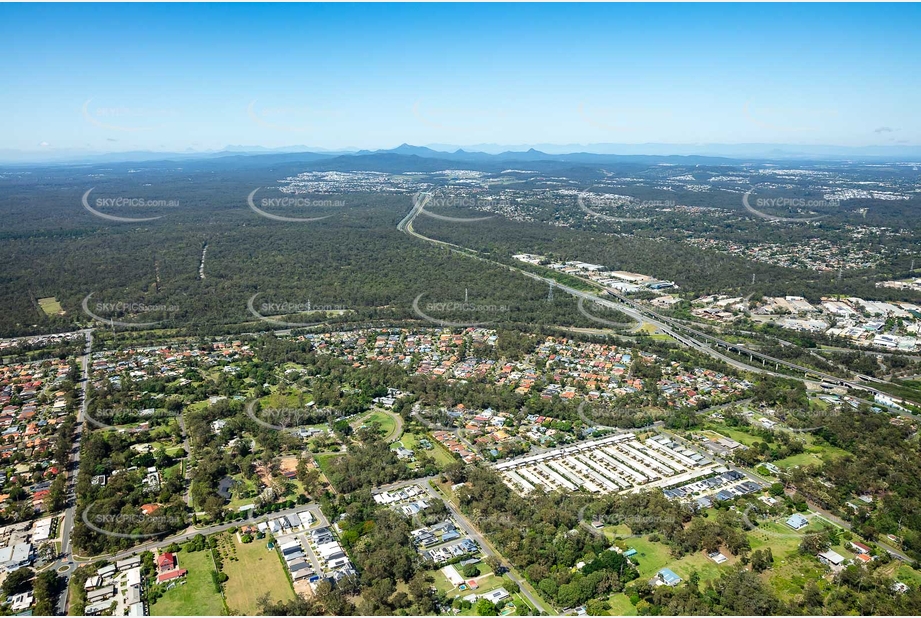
[773,445,849,469]
[150,550,225,616]
[218,533,296,614]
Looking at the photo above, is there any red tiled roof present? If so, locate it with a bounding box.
[156,568,187,583]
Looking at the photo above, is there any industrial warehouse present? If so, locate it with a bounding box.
[495,433,718,495]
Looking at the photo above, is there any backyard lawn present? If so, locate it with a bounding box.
[150,550,225,616]
[394,432,456,467]
[625,536,731,586]
[605,593,639,616]
[620,537,673,579]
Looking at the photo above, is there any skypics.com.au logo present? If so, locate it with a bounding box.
[413,192,497,223]
[245,400,343,432]
[246,100,342,133]
[412,290,509,328]
[81,502,185,540]
[576,190,658,223]
[741,188,834,223]
[84,400,180,431]
[577,502,677,540]
[577,102,673,133]
[82,188,178,223]
[411,99,508,132]
[82,293,179,328]
[247,293,347,328]
[247,188,343,223]
[81,99,179,133]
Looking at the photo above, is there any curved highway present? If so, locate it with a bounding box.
[399,194,914,406]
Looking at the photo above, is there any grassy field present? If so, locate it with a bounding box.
[259,389,314,408]
[663,550,730,584]
[772,452,825,469]
[773,442,850,469]
[624,536,730,586]
[703,426,762,447]
[355,410,400,440]
[895,564,921,588]
[763,552,828,600]
[745,516,847,600]
[218,534,296,614]
[226,475,261,509]
[162,462,182,480]
[38,296,64,316]
[748,521,811,556]
[314,452,342,476]
[621,537,674,579]
[150,550,225,616]
[394,432,456,467]
[605,593,639,616]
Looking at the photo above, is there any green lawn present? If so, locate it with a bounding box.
[314,452,342,476]
[703,426,762,447]
[356,410,399,440]
[162,463,182,480]
[773,443,849,469]
[772,452,824,469]
[394,432,456,467]
[150,550,225,616]
[259,390,314,409]
[621,537,674,579]
[748,521,810,556]
[432,568,535,615]
[218,534,296,614]
[605,593,639,616]
[895,564,921,588]
[624,536,730,586]
[664,551,730,584]
[764,552,828,600]
[38,296,64,316]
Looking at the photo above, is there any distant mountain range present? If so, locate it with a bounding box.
[2,142,921,166]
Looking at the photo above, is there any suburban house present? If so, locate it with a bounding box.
[156,550,187,584]
[786,514,809,530]
[818,550,847,568]
[656,568,682,586]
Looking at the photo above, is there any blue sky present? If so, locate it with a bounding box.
[1,2,918,153]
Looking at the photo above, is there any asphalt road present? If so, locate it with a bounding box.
[73,503,330,564]
[54,328,92,615]
[400,197,917,410]
[381,476,550,614]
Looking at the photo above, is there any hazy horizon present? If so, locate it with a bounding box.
[2,2,918,158]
